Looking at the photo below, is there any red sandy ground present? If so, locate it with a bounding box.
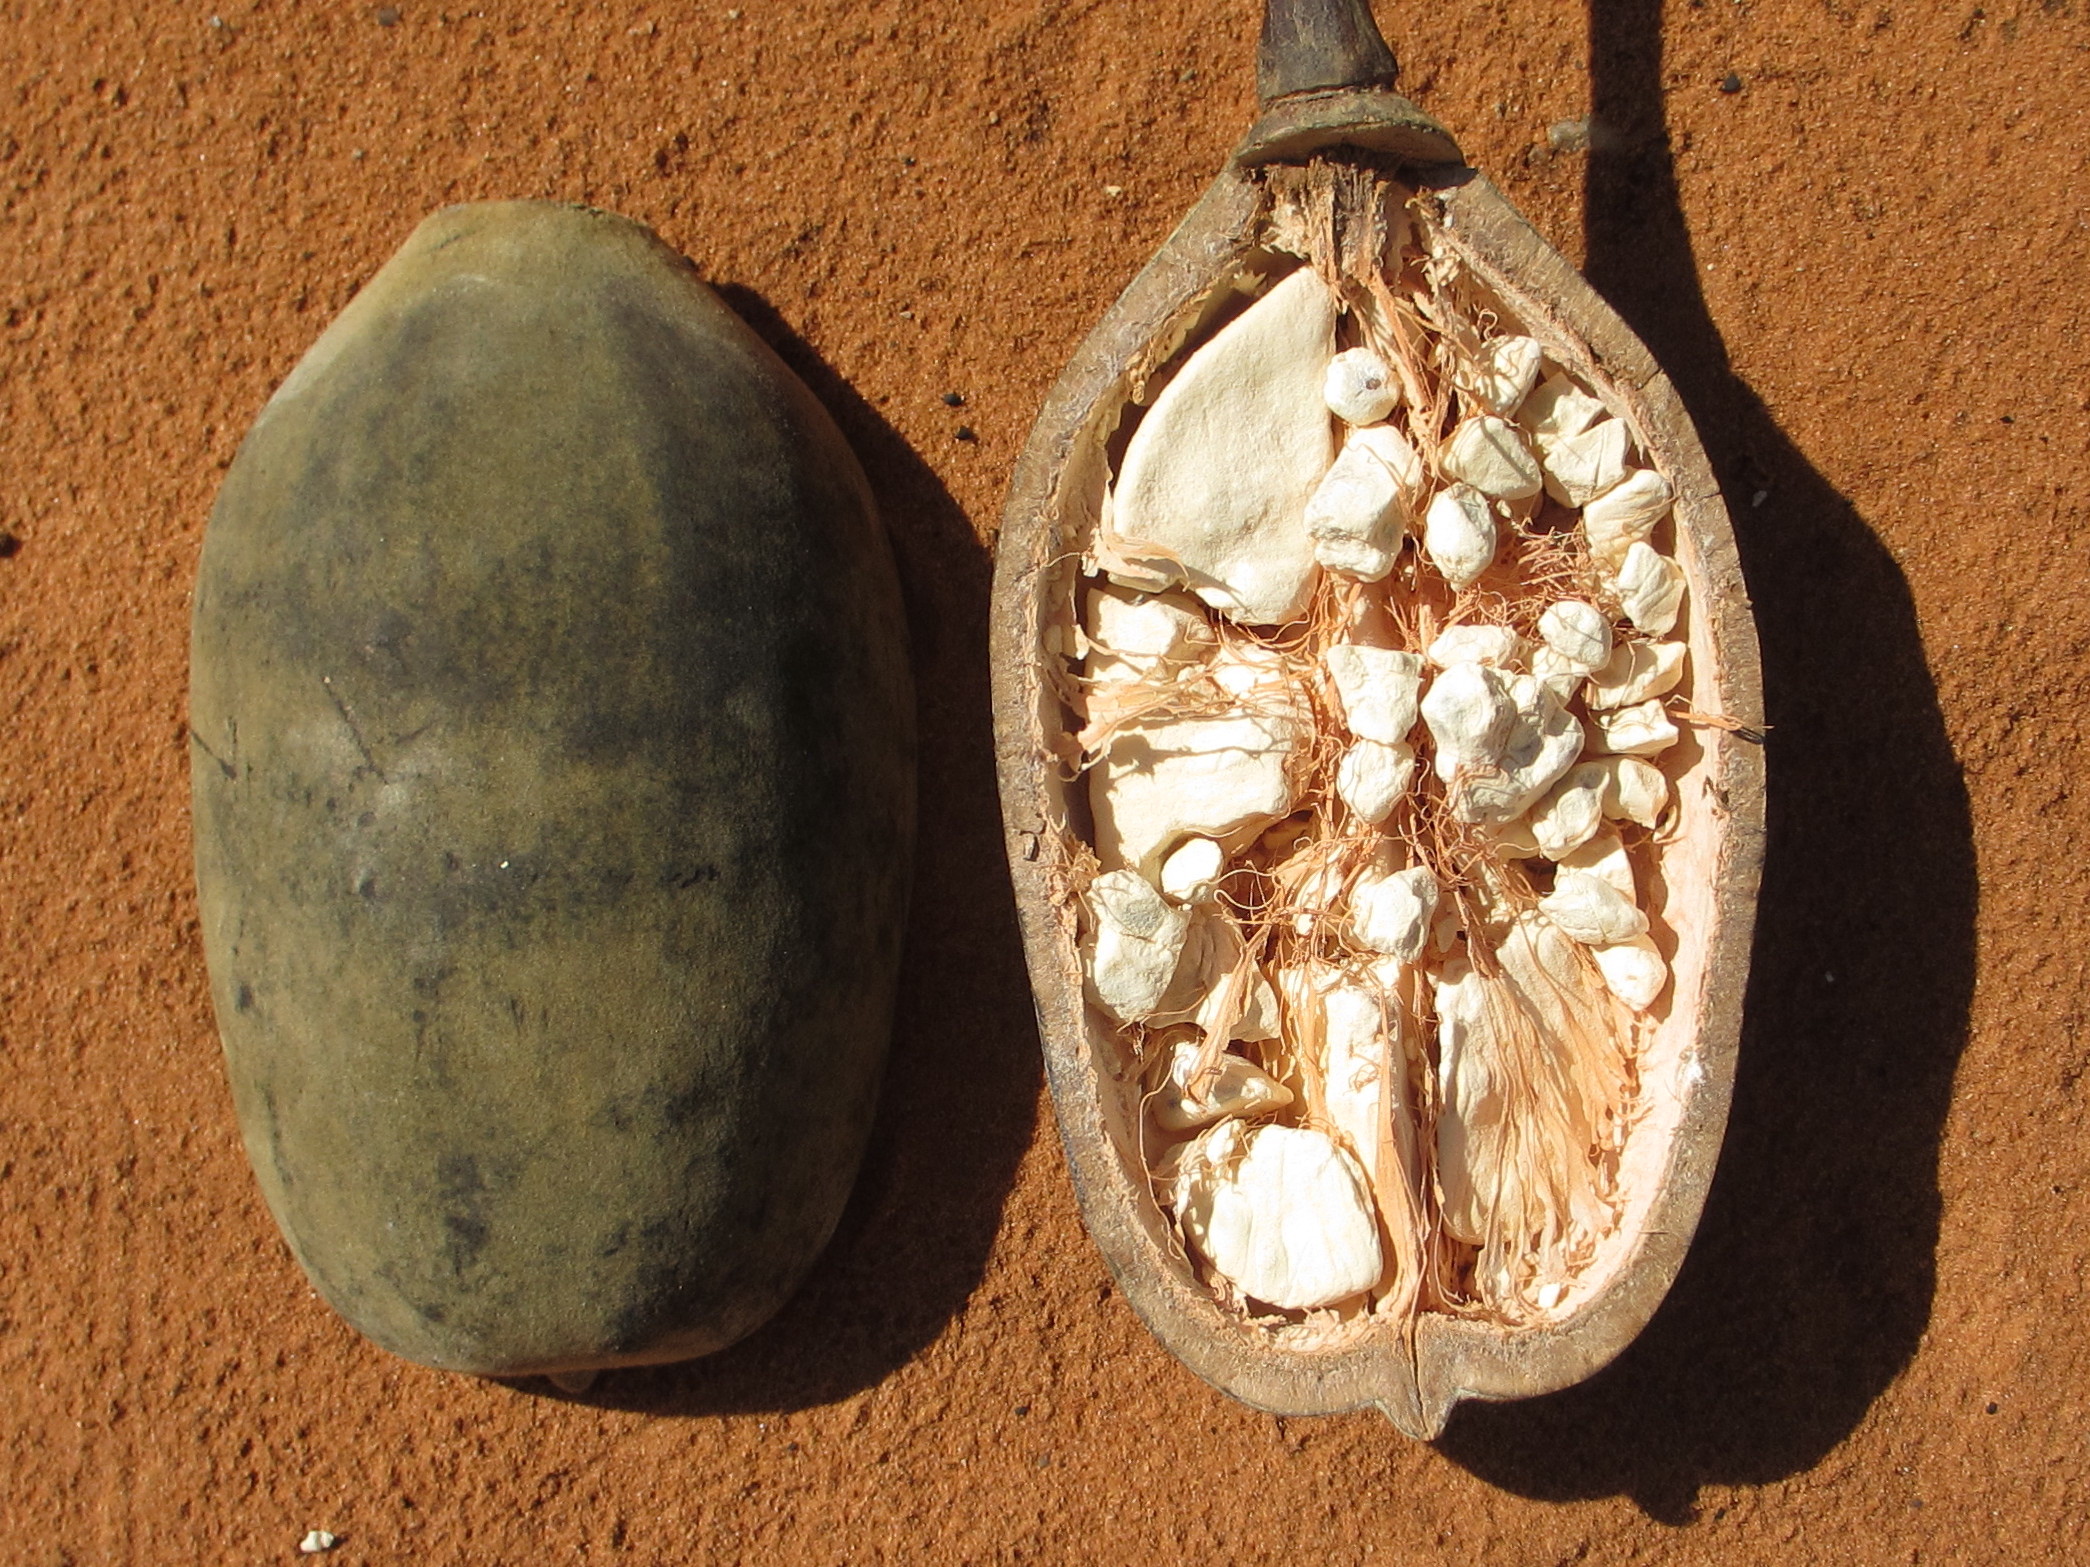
[3,0,2086,1561]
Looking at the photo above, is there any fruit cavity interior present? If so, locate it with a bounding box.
[1062,160,1704,1334]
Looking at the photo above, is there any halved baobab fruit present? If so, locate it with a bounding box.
[991,31,1761,1436]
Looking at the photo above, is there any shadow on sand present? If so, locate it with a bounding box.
[524,285,1042,1418]
[1436,0,1976,1523]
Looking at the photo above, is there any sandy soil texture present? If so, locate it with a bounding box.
[3,0,2086,1561]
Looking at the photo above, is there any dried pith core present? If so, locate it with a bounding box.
[1065,161,1696,1332]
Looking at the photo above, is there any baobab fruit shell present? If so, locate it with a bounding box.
[191,202,915,1377]
[990,160,1762,1437]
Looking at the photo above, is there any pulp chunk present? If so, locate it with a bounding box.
[1323,347,1399,425]
[1586,639,1687,710]
[1539,869,1648,945]
[1426,623,1525,670]
[1421,660,1516,779]
[1443,415,1544,499]
[1456,335,1545,415]
[1448,674,1585,824]
[1431,959,1499,1246]
[1518,371,1606,440]
[1540,418,1631,508]
[1335,738,1416,823]
[1582,469,1672,570]
[1495,914,1613,1064]
[1613,542,1687,635]
[1588,698,1679,758]
[1423,483,1499,588]
[1158,836,1225,904]
[1171,1122,1383,1311]
[1349,865,1440,962]
[1306,436,1406,581]
[1495,918,1626,1230]
[1153,1040,1294,1132]
[1537,600,1611,673]
[1349,423,1426,493]
[1082,584,1214,685]
[1529,761,1609,860]
[1089,709,1301,874]
[1323,645,1423,744]
[1109,269,1337,626]
[1599,754,1670,826]
[1594,935,1669,1011]
[1560,830,1636,900]
[1209,637,1303,706]
[1084,869,1191,1022]
[1530,645,1588,701]
[1483,813,1543,858]
[1155,909,1282,1043]
[1315,960,1416,1182]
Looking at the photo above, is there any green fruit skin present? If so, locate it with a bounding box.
[190,202,915,1376]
